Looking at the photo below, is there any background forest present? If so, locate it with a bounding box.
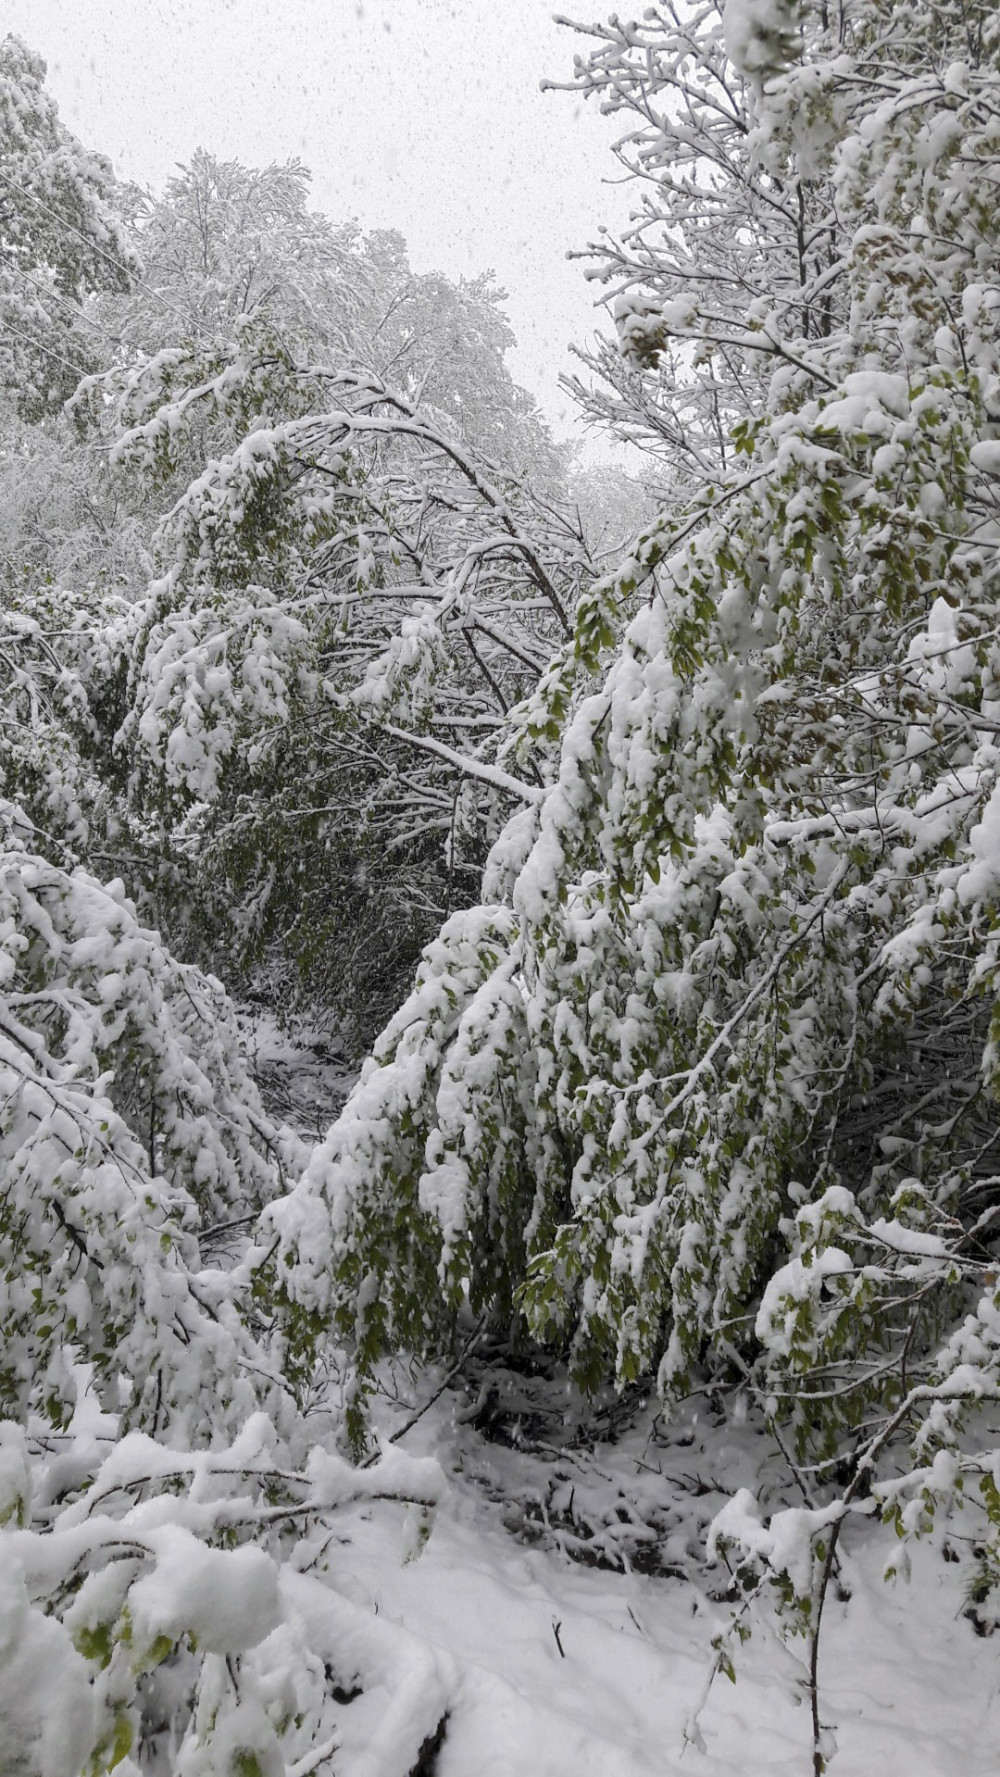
[5,2,1000,1774]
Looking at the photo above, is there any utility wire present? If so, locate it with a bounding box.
[10,260,127,351]
[0,314,92,382]
[0,166,191,328]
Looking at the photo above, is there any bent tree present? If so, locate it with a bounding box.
[68,154,592,1039]
[265,0,1000,1639]
[102,351,592,1041]
[0,52,454,1777]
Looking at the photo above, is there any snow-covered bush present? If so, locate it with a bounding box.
[0,1414,444,1777]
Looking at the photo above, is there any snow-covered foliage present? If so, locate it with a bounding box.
[257,0,1000,1669]
[0,34,135,416]
[0,1407,445,1777]
[99,325,593,1040]
[16,3,1000,1769]
[0,798,299,1438]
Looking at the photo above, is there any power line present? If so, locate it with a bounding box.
[0,315,92,383]
[6,262,126,353]
[0,166,191,329]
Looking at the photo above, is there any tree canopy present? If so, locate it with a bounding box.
[6,4,1000,1771]
[265,0,1000,1624]
[0,34,136,416]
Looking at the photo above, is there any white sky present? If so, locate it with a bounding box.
[6,0,634,442]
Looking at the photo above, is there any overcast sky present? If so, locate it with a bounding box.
[6,0,633,441]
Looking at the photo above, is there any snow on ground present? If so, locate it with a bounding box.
[237,1006,358,1141]
[276,1371,1000,1777]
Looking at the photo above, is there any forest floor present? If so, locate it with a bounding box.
[305,1360,999,1777]
[241,1008,358,1141]
[248,1016,1000,1777]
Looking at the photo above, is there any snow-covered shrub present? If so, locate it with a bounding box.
[0,798,298,1440]
[0,1414,444,1777]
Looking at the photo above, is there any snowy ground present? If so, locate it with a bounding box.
[237,1007,358,1141]
[278,1367,1000,1777]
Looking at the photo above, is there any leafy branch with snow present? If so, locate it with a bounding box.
[8,2,1000,1772]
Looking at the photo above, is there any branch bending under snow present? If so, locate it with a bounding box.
[377,722,545,804]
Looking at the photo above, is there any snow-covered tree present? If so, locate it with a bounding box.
[554,0,884,515]
[78,177,592,1038]
[87,153,567,492]
[0,34,135,417]
[261,0,1000,1585]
